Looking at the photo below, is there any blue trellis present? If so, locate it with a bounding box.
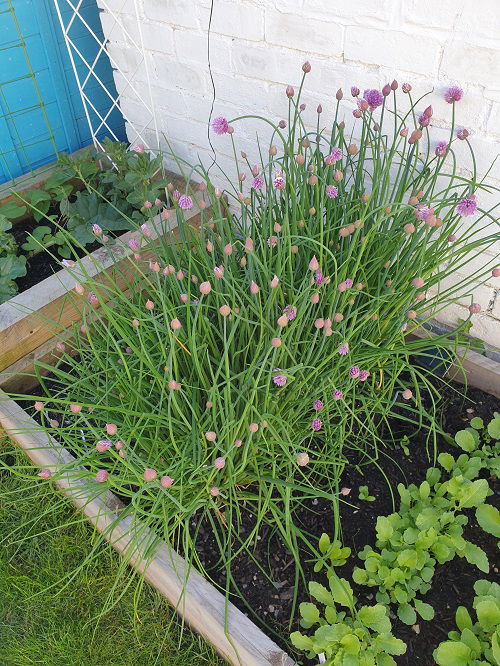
[0,0,125,184]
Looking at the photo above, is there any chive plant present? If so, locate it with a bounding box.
[5,62,499,624]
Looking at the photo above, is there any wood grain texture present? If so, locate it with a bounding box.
[0,392,296,666]
[0,205,201,372]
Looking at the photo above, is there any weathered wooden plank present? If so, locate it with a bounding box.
[408,327,500,399]
[0,392,295,666]
[0,205,201,372]
[445,346,500,399]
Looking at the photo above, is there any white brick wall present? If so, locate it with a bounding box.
[97,0,500,347]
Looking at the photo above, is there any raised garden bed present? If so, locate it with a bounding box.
[2,67,500,666]
[1,373,498,665]
[0,173,202,393]
[0,390,295,666]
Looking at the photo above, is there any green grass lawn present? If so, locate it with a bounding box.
[0,438,224,666]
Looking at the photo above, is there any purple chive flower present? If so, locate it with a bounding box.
[88,291,98,306]
[414,204,431,221]
[325,185,338,199]
[273,171,286,190]
[96,440,113,453]
[359,370,370,381]
[267,235,278,248]
[172,190,181,201]
[273,374,287,387]
[178,195,193,210]
[344,279,353,288]
[313,400,323,411]
[311,419,322,431]
[212,116,229,134]
[92,224,103,236]
[252,176,264,190]
[283,305,296,320]
[418,113,430,127]
[338,342,349,355]
[435,141,448,157]
[456,128,470,140]
[456,196,477,217]
[128,238,140,251]
[351,86,360,97]
[315,269,325,285]
[363,89,384,110]
[444,86,464,104]
[349,366,360,379]
[333,390,343,400]
[325,148,342,165]
[402,83,412,93]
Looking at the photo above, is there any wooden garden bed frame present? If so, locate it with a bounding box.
[0,392,295,666]
[0,170,296,665]
[0,171,199,393]
[1,158,499,664]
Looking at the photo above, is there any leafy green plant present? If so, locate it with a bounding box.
[353,455,492,625]
[434,579,500,665]
[0,253,26,301]
[453,414,500,478]
[291,536,406,665]
[313,533,352,574]
[358,485,376,502]
[5,63,500,621]
[0,212,26,301]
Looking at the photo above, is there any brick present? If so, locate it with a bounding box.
[231,42,310,85]
[440,42,500,89]
[173,30,231,71]
[106,43,151,81]
[214,72,269,113]
[344,26,440,75]
[139,21,175,53]
[487,102,500,137]
[403,0,464,29]
[99,12,129,44]
[265,11,344,58]
[318,61,381,100]
[142,0,199,29]
[308,0,392,23]
[457,0,500,41]
[201,2,264,42]
[151,88,188,118]
[423,88,490,132]
[153,53,206,93]
[451,135,500,182]
[491,292,500,319]
[165,116,210,149]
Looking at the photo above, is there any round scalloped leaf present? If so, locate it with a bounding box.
[487,417,500,439]
[290,631,314,652]
[414,599,435,621]
[476,504,500,538]
[433,641,471,665]
[397,603,416,625]
[454,429,477,452]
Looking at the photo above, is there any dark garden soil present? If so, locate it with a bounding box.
[26,377,499,665]
[192,383,499,665]
[10,214,121,294]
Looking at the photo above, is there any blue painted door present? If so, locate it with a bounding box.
[0,0,125,184]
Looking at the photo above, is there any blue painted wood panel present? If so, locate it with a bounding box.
[0,0,125,184]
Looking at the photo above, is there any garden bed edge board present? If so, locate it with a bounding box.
[0,205,200,374]
[0,391,296,666]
